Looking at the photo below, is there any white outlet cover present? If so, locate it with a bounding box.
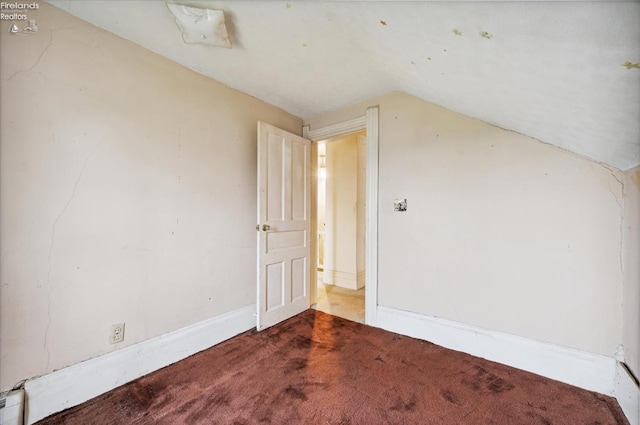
[109,323,125,344]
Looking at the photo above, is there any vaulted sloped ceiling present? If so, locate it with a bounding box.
[47,1,640,170]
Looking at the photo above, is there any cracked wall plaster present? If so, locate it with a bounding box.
[43,140,101,371]
[622,166,640,376]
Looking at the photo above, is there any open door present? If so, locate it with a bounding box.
[257,122,311,331]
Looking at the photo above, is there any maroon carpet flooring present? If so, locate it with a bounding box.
[37,310,628,424]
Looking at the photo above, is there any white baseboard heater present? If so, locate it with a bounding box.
[0,389,24,425]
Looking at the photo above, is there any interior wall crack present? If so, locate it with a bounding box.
[597,162,626,357]
[2,29,53,82]
[600,164,624,279]
[43,140,101,372]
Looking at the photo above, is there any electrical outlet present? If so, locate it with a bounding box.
[109,323,125,344]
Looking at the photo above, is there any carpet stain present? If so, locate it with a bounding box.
[441,389,462,405]
[210,391,231,406]
[176,398,197,415]
[286,357,307,371]
[385,387,419,413]
[283,384,308,401]
[462,364,516,394]
[125,381,167,413]
[290,335,312,349]
[488,377,515,394]
[527,401,548,411]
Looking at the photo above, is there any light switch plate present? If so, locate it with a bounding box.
[394,199,407,212]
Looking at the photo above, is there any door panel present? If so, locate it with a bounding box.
[291,142,307,221]
[266,132,285,222]
[267,230,306,252]
[266,262,284,311]
[291,257,306,300]
[257,122,311,331]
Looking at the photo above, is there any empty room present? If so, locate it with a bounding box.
[0,1,638,424]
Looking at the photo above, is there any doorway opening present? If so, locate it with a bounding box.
[302,107,378,327]
[312,130,366,323]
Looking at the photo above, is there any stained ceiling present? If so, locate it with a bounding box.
[46,1,640,170]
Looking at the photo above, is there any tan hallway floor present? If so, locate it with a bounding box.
[312,274,365,323]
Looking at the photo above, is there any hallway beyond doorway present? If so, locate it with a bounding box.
[312,274,365,323]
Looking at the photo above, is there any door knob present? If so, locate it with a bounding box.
[262,224,271,231]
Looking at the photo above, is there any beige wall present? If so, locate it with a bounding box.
[0,4,301,391]
[623,167,640,375]
[304,91,626,358]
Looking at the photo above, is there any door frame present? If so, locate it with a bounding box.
[303,106,379,326]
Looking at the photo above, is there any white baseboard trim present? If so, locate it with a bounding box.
[323,269,359,290]
[374,306,616,396]
[615,362,639,425]
[24,304,256,425]
[19,304,629,424]
[356,270,365,289]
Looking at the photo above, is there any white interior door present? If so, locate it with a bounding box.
[257,122,311,331]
